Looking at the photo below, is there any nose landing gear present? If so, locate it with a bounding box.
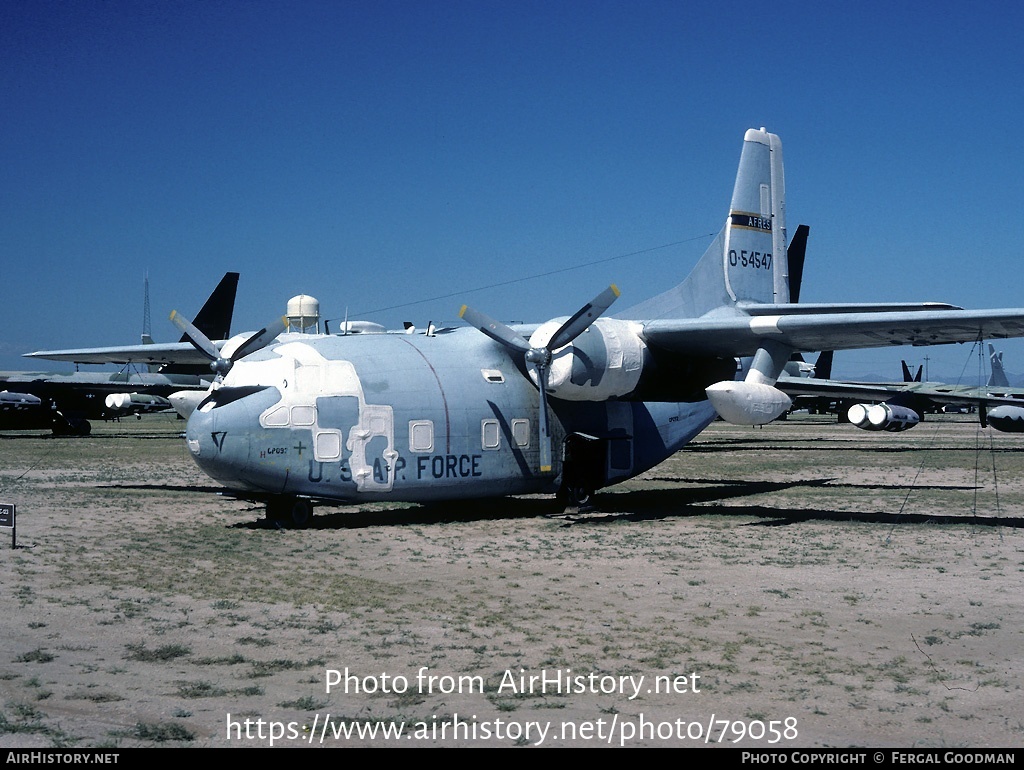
[267,496,313,528]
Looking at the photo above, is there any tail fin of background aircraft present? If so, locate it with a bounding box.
[180,272,239,343]
[813,350,833,380]
[988,344,1010,388]
[162,271,239,376]
[901,361,923,383]
[618,128,787,321]
[786,224,809,304]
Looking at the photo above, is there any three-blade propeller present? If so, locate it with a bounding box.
[170,310,289,383]
[460,284,620,473]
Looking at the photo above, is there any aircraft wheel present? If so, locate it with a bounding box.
[266,497,312,528]
[288,499,313,529]
[266,498,285,522]
[558,483,592,508]
[51,418,91,437]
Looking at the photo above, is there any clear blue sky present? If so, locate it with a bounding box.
[3,0,1023,383]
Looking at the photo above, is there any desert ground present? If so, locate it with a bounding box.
[1,412,1022,748]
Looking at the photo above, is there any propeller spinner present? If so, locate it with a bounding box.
[170,310,290,382]
[460,284,620,473]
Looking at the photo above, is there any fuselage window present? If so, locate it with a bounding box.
[511,418,530,448]
[409,420,434,453]
[481,419,501,450]
[291,405,317,426]
[315,430,342,461]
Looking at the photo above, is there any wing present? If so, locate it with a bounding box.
[775,377,1024,409]
[23,341,223,367]
[641,308,1024,357]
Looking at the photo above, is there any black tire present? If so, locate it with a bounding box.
[266,497,313,528]
[289,498,313,528]
[558,483,592,508]
[51,417,91,437]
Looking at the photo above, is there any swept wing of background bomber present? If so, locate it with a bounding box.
[776,344,1024,432]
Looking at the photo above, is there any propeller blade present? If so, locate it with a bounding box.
[548,284,620,350]
[169,310,220,361]
[460,285,621,477]
[536,364,553,473]
[459,305,531,354]
[230,316,290,362]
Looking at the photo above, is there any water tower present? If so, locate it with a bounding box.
[286,294,320,334]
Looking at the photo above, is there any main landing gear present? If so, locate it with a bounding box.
[557,482,593,509]
[557,433,601,509]
[267,496,314,528]
[51,416,91,436]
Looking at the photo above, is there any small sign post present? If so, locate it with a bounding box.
[0,503,15,549]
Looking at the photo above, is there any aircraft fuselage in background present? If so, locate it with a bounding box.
[0,370,210,434]
[10,272,238,435]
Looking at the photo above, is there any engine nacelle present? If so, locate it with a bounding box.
[169,390,208,419]
[527,318,646,401]
[987,405,1024,433]
[104,393,173,414]
[705,381,792,425]
[0,390,42,409]
[847,403,920,432]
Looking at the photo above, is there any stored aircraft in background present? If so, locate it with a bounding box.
[7,273,238,435]
[777,343,1024,432]
[27,129,1024,525]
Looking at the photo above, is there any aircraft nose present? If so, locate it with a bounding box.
[184,386,280,484]
[184,405,224,465]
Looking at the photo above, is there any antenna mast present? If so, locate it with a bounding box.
[142,272,153,343]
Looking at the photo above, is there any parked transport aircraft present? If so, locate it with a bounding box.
[29,130,1024,524]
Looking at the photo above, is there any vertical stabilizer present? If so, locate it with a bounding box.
[617,128,787,320]
[162,272,240,376]
[786,224,809,304]
[988,344,1010,389]
[725,128,787,306]
[813,350,833,380]
[181,272,239,342]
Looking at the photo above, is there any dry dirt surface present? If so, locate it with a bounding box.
[1,413,1022,748]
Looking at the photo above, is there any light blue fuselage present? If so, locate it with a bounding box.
[184,329,717,503]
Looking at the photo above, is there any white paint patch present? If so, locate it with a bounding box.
[246,342,396,492]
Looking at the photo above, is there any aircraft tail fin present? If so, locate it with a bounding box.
[618,128,787,320]
[162,272,239,376]
[813,350,833,380]
[988,344,1010,388]
[787,224,809,304]
[180,272,239,343]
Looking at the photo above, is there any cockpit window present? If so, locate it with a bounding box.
[263,405,289,426]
